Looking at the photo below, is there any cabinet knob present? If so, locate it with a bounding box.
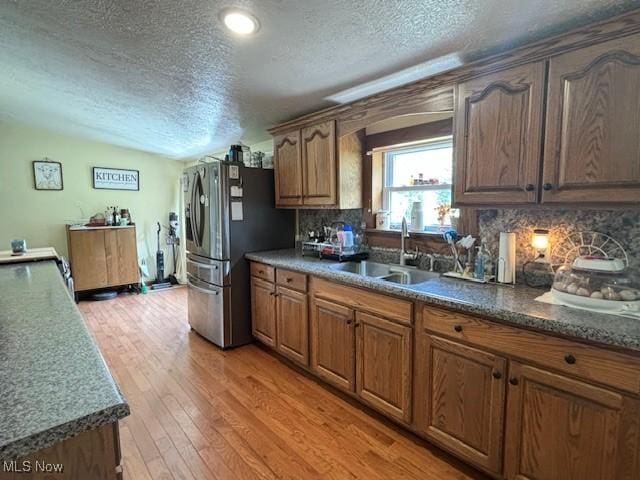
[509,378,519,386]
[525,184,535,191]
[564,353,576,365]
[286,278,293,283]
[454,325,463,333]
[492,371,502,380]
[543,183,553,191]
[346,320,353,325]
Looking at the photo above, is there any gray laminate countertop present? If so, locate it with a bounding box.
[0,261,129,460]
[246,249,640,353]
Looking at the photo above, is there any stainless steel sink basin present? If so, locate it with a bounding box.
[330,261,439,285]
[380,270,440,285]
[330,261,392,277]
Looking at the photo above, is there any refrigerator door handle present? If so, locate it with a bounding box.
[187,274,220,294]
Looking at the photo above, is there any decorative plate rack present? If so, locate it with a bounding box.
[549,231,629,272]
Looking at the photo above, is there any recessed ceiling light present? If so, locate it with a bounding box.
[220,9,259,35]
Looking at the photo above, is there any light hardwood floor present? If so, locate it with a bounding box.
[80,288,487,480]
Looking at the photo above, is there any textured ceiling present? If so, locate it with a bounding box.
[0,0,637,159]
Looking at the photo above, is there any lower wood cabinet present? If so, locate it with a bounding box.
[504,361,640,480]
[310,298,356,392]
[356,311,412,423]
[250,276,277,347]
[67,226,138,292]
[250,265,640,479]
[416,334,506,476]
[276,286,309,366]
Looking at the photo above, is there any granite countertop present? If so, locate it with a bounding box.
[0,261,129,460]
[246,249,640,353]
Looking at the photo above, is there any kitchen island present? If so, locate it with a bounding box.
[0,260,129,478]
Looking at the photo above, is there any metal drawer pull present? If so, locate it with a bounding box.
[543,183,553,191]
[454,325,463,332]
[565,354,576,364]
[525,184,535,191]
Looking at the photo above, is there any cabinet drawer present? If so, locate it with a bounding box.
[422,306,640,395]
[250,262,275,282]
[311,277,412,325]
[276,269,307,292]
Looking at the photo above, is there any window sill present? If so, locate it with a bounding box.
[365,228,449,239]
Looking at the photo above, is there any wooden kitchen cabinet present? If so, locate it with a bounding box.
[416,334,506,476]
[250,276,277,347]
[273,121,363,209]
[274,130,303,206]
[356,312,412,423]
[67,226,138,292]
[542,33,640,204]
[310,297,356,392]
[504,362,640,480]
[454,62,546,206]
[276,286,309,366]
[301,120,337,205]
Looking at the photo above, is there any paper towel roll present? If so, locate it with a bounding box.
[498,232,516,284]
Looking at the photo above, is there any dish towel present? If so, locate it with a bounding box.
[535,291,640,319]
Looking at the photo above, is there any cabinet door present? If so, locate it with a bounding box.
[454,62,545,205]
[417,335,506,475]
[505,362,640,480]
[542,34,640,204]
[310,297,356,392]
[251,277,277,347]
[276,286,309,366]
[68,230,108,291]
[301,120,337,206]
[356,312,412,423]
[104,228,138,287]
[274,130,303,206]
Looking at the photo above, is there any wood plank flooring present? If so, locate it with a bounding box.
[79,288,487,480]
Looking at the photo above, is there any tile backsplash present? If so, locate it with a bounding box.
[298,207,640,285]
[478,209,640,274]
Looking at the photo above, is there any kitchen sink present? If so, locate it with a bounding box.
[330,261,439,285]
[380,270,440,285]
[330,261,393,277]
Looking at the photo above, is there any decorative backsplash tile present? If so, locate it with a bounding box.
[297,207,640,286]
[478,209,640,273]
[298,209,364,239]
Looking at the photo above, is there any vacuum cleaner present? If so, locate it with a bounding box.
[151,221,172,290]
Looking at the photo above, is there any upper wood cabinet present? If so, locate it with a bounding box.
[505,362,640,480]
[310,297,356,392]
[273,121,363,209]
[454,62,545,206]
[542,33,640,204]
[301,120,336,205]
[416,334,506,476]
[274,130,303,206]
[356,312,412,424]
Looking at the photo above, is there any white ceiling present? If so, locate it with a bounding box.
[0,0,636,159]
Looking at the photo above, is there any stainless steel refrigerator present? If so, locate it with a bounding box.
[183,161,294,348]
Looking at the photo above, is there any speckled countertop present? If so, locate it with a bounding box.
[246,249,640,353]
[0,261,129,460]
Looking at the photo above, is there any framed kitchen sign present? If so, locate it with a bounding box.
[33,159,63,190]
[93,167,139,191]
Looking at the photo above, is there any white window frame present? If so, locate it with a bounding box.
[382,137,454,229]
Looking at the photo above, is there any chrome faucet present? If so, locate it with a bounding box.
[425,253,436,272]
[400,218,418,266]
